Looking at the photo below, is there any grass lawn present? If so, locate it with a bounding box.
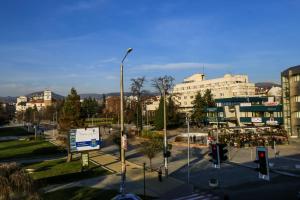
[43,187,119,200]
[24,158,110,185]
[0,139,66,160]
[43,187,155,200]
[0,126,33,137]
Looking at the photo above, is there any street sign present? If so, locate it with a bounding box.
[81,153,89,167]
[121,134,127,150]
[69,128,100,152]
[256,146,270,181]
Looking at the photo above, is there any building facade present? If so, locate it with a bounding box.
[206,96,283,127]
[16,96,28,112]
[16,90,55,112]
[282,65,300,137]
[173,73,256,111]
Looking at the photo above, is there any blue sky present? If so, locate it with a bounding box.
[0,0,300,96]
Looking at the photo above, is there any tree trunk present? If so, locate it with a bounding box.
[149,158,152,171]
[67,151,72,162]
[67,133,72,162]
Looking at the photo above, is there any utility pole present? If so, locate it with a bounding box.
[163,79,168,177]
[143,162,146,198]
[186,114,190,184]
[120,48,133,195]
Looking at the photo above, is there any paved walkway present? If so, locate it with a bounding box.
[89,151,194,198]
[45,150,194,199]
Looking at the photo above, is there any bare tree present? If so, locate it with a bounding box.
[151,75,175,97]
[130,77,146,132]
[130,77,146,99]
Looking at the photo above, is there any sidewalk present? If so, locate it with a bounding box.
[89,151,194,198]
[44,150,193,199]
[228,146,300,177]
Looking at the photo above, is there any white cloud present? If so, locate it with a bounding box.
[133,62,227,71]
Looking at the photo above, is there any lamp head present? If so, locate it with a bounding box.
[127,48,133,53]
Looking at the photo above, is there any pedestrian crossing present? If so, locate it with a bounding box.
[172,192,220,200]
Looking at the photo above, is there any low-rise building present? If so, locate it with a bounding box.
[206,96,283,127]
[16,90,56,111]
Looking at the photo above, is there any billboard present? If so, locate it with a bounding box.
[69,128,100,152]
[251,117,262,123]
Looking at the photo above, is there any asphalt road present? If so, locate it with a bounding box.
[100,129,300,200]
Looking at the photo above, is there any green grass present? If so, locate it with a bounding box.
[24,158,110,185]
[0,127,33,137]
[43,187,119,200]
[0,140,66,160]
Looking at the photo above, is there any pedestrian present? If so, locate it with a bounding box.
[193,135,196,143]
[158,167,162,182]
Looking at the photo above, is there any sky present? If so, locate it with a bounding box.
[0,0,300,96]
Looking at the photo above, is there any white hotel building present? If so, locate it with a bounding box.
[173,73,256,112]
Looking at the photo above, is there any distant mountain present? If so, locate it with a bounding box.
[79,91,158,100]
[0,96,17,103]
[255,82,281,89]
[26,91,64,100]
[79,92,132,100]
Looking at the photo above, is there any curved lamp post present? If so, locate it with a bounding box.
[120,48,133,194]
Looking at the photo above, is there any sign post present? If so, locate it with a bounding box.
[81,153,89,171]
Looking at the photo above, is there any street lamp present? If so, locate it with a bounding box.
[163,79,168,177]
[186,114,190,184]
[120,48,133,195]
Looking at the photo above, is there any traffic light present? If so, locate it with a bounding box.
[218,144,228,162]
[257,150,268,175]
[209,144,219,165]
[164,150,171,158]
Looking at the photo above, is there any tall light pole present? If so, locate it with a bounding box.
[186,114,190,184]
[120,47,133,195]
[163,79,168,177]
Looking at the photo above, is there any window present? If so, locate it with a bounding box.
[296,112,300,118]
[295,96,300,102]
[190,96,194,99]
[293,75,300,82]
[184,96,187,99]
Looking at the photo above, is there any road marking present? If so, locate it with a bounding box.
[172,192,220,200]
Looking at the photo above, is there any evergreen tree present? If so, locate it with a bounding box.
[203,89,216,107]
[191,92,206,126]
[81,97,99,119]
[191,89,215,126]
[154,98,165,130]
[167,96,180,127]
[59,87,82,162]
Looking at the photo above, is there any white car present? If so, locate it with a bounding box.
[111,193,142,200]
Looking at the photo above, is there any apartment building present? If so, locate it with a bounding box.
[173,73,256,111]
[282,65,300,137]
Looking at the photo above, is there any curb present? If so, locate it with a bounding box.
[228,161,300,178]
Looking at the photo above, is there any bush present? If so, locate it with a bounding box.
[32,146,66,155]
[175,136,184,142]
[141,130,163,139]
